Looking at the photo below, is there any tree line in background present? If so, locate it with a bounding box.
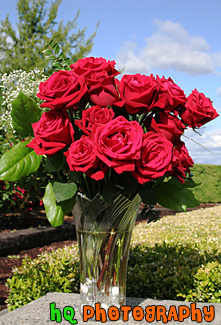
[0,0,99,74]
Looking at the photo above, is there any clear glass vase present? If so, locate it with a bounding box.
[73,193,141,315]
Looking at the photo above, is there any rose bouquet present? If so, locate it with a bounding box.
[0,56,218,311]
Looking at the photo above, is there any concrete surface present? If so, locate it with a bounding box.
[0,292,220,324]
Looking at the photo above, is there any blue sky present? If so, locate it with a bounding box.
[1,0,221,164]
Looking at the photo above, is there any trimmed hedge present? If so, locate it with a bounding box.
[6,206,221,310]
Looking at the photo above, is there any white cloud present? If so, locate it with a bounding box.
[182,128,221,165]
[117,20,217,76]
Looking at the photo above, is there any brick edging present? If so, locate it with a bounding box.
[0,223,76,257]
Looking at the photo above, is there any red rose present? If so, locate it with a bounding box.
[179,89,219,127]
[70,57,119,81]
[75,106,115,135]
[27,110,74,156]
[154,76,186,110]
[171,141,194,182]
[132,132,173,184]
[64,136,107,180]
[71,58,120,107]
[147,111,186,144]
[37,70,87,110]
[89,73,120,107]
[115,74,159,114]
[93,116,143,174]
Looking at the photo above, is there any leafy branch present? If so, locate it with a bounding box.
[42,39,71,71]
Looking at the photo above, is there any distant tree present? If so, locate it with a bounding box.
[0,0,99,74]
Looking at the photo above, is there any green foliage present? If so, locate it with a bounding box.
[0,0,99,74]
[156,177,199,211]
[11,92,42,137]
[6,246,80,311]
[127,244,220,302]
[178,261,221,303]
[190,164,221,203]
[0,141,42,181]
[43,182,76,226]
[43,39,71,71]
[45,150,66,172]
[6,207,221,310]
[53,182,77,203]
[43,182,65,227]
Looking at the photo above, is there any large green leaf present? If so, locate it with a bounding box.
[156,181,199,211]
[43,182,76,227]
[168,177,200,189]
[0,141,42,181]
[43,183,64,227]
[53,181,77,203]
[11,92,41,137]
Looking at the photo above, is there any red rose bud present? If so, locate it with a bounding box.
[75,106,115,135]
[132,132,173,184]
[64,136,107,180]
[37,70,88,110]
[115,74,158,114]
[70,57,120,81]
[180,89,219,127]
[93,116,143,174]
[154,76,187,110]
[27,110,74,156]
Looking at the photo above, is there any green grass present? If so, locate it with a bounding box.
[6,206,221,310]
[190,164,221,203]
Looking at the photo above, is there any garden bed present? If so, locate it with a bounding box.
[0,203,218,233]
[0,203,220,311]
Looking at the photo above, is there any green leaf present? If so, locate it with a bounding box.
[43,183,76,226]
[156,181,199,211]
[59,196,76,215]
[43,183,64,227]
[11,92,41,137]
[46,54,56,60]
[168,177,200,189]
[49,39,56,48]
[45,151,66,172]
[54,44,60,55]
[138,184,157,205]
[42,49,52,56]
[0,141,42,181]
[58,53,65,60]
[53,182,77,203]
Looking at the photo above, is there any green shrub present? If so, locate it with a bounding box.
[127,244,220,301]
[6,246,80,311]
[178,261,221,303]
[6,207,221,310]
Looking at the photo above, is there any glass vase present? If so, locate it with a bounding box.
[72,193,141,314]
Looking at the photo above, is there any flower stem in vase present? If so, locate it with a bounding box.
[97,229,115,291]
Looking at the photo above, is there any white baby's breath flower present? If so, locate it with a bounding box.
[0,68,46,134]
